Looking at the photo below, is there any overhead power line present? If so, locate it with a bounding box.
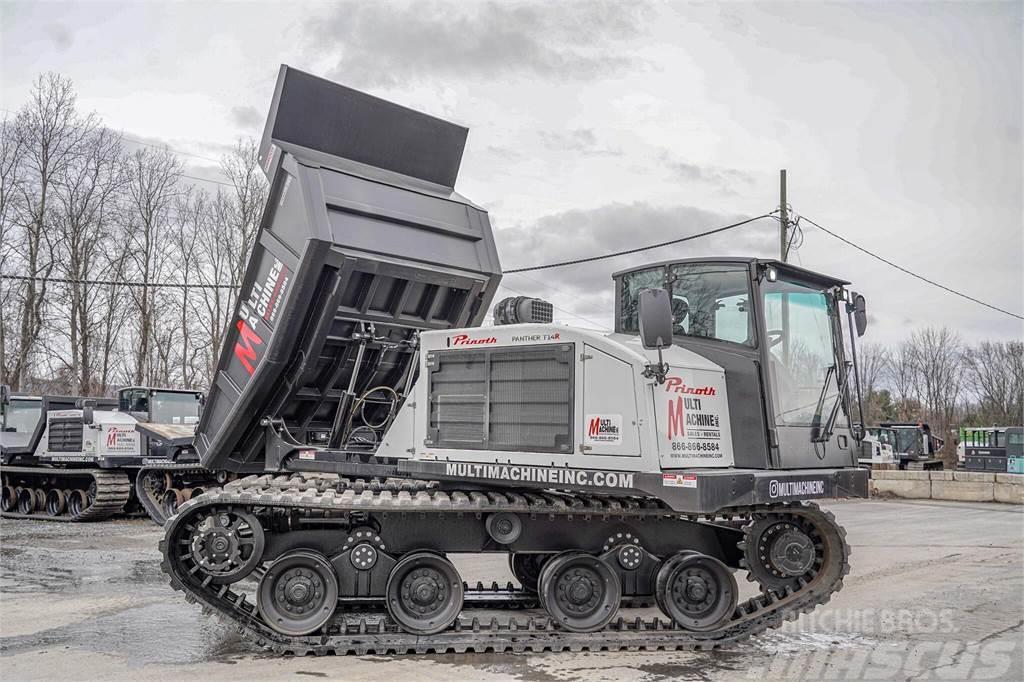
[802,215,1024,321]
[504,214,776,273]
[0,273,238,290]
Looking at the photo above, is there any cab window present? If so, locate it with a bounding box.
[618,263,753,346]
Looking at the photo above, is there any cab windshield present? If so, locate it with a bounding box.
[618,263,753,346]
[3,399,41,432]
[150,392,202,425]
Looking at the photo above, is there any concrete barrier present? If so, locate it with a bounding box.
[869,469,1022,505]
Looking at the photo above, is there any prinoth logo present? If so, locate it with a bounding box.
[233,319,263,376]
[447,334,497,347]
[665,377,720,440]
[769,479,826,498]
[665,376,716,396]
[588,417,619,439]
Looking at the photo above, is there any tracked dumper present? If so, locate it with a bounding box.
[160,66,870,655]
[1,391,127,520]
[1,386,203,521]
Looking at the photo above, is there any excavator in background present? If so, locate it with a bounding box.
[1,384,202,521]
[158,66,870,655]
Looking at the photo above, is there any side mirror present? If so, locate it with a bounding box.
[852,293,867,337]
[638,288,674,350]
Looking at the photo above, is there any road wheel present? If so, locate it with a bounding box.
[257,549,339,636]
[655,552,737,632]
[1,485,16,512]
[162,488,185,518]
[17,488,35,514]
[385,551,464,635]
[68,489,89,517]
[45,489,66,516]
[538,551,621,632]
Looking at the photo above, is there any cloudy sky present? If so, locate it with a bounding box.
[2,1,1021,344]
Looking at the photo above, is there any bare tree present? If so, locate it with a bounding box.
[51,126,125,394]
[5,74,98,389]
[965,341,1024,425]
[888,341,920,420]
[910,327,967,439]
[169,188,212,388]
[0,114,26,384]
[220,138,266,286]
[121,146,183,385]
[856,342,890,424]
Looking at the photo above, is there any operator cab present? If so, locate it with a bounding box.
[615,257,867,470]
[2,392,42,434]
[118,387,204,425]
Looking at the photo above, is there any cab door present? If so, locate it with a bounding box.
[580,346,640,456]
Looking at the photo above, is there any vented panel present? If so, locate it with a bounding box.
[48,419,84,452]
[428,344,573,453]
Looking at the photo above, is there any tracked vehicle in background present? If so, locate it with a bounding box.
[1,385,201,521]
[159,66,870,654]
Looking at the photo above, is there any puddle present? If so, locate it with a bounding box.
[0,600,257,664]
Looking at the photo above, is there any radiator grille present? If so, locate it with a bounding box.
[428,344,573,453]
[48,419,84,452]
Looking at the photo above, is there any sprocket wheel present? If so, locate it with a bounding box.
[742,510,825,596]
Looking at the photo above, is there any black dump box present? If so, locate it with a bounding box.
[196,66,503,473]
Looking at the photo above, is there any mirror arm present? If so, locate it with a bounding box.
[845,303,866,441]
[643,346,669,384]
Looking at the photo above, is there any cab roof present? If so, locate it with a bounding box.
[612,257,851,289]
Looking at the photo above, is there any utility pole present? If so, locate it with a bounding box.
[779,169,788,262]
[779,169,790,365]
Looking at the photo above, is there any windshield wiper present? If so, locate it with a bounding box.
[810,363,850,443]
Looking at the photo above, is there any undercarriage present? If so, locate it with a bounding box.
[1,465,133,522]
[160,473,849,655]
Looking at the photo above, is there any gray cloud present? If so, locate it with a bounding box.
[539,128,621,156]
[494,202,776,327]
[229,105,262,131]
[305,1,650,87]
[660,153,754,194]
[45,23,72,51]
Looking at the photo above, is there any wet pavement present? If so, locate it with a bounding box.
[1,498,1021,681]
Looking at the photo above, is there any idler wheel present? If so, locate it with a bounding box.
[508,553,550,593]
[68,489,89,517]
[257,549,339,636]
[1,485,16,512]
[45,489,66,516]
[538,551,621,633]
[385,551,464,635]
[187,508,265,584]
[655,552,737,632]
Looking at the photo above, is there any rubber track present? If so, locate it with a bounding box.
[161,473,851,656]
[1,466,131,522]
[136,463,219,525]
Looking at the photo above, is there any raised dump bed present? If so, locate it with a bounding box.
[196,66,502,474]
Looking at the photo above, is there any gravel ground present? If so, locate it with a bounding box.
[1,498,1021,681]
